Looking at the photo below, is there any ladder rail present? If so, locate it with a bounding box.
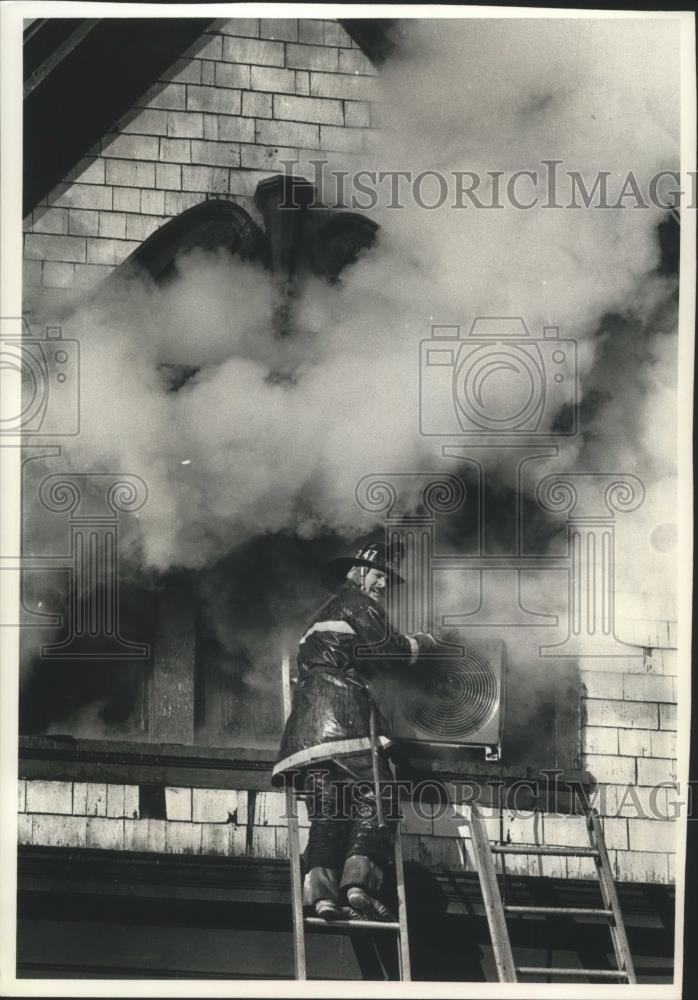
[286,785,307,980]
[587,809,637,984]
[394,820,412,980]
[467,803,518,983]
[467,803,637,984]
[505,905,613,918]
[516,966,629,980]
[491,844,598,857]
[281,652,307,980]
[280,651,410,981]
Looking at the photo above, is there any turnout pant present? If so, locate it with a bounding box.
[301,750,395,907]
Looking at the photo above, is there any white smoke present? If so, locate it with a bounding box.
[32,17,680,614]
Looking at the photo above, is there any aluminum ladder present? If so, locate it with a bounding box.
[281,654,411,981]
[467,802,637,983]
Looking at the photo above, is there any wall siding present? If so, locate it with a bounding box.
[23,18,379,308]
[19,637,680,887]
[19,18,680,892]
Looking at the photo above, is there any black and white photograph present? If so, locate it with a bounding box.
[0,3,695,993]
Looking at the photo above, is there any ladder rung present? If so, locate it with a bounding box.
[304,917,400,933]
[491,845,599,857]
[516,966,628,980]
[505,905,613,918]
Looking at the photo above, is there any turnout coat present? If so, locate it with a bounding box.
[271,580,418,784]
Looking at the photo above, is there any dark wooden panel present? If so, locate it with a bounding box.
[16,846,675,983]
[17,844,675,928]
[19,735,277,790]
[338,19,398,64]
[146,580,196,744]
[19,734,593,799]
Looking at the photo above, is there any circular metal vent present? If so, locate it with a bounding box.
[399,649,499,740]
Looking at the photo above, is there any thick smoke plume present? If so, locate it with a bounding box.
[50,18,679,569]
[23,17,680,740]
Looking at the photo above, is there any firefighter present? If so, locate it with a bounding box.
[272,542,436,921]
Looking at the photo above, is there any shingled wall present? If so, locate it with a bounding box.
[22,17,379,309]
[18,16,681,891]
[18,631,679,886]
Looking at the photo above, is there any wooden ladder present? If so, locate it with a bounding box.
[467,802,637,983]
[281,654,411,981]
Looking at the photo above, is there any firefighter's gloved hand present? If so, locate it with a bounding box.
[406,632,439,661]
[414,632,439,654]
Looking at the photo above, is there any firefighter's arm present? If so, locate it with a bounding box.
[348,595,437,663]
[371,619,438,664]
